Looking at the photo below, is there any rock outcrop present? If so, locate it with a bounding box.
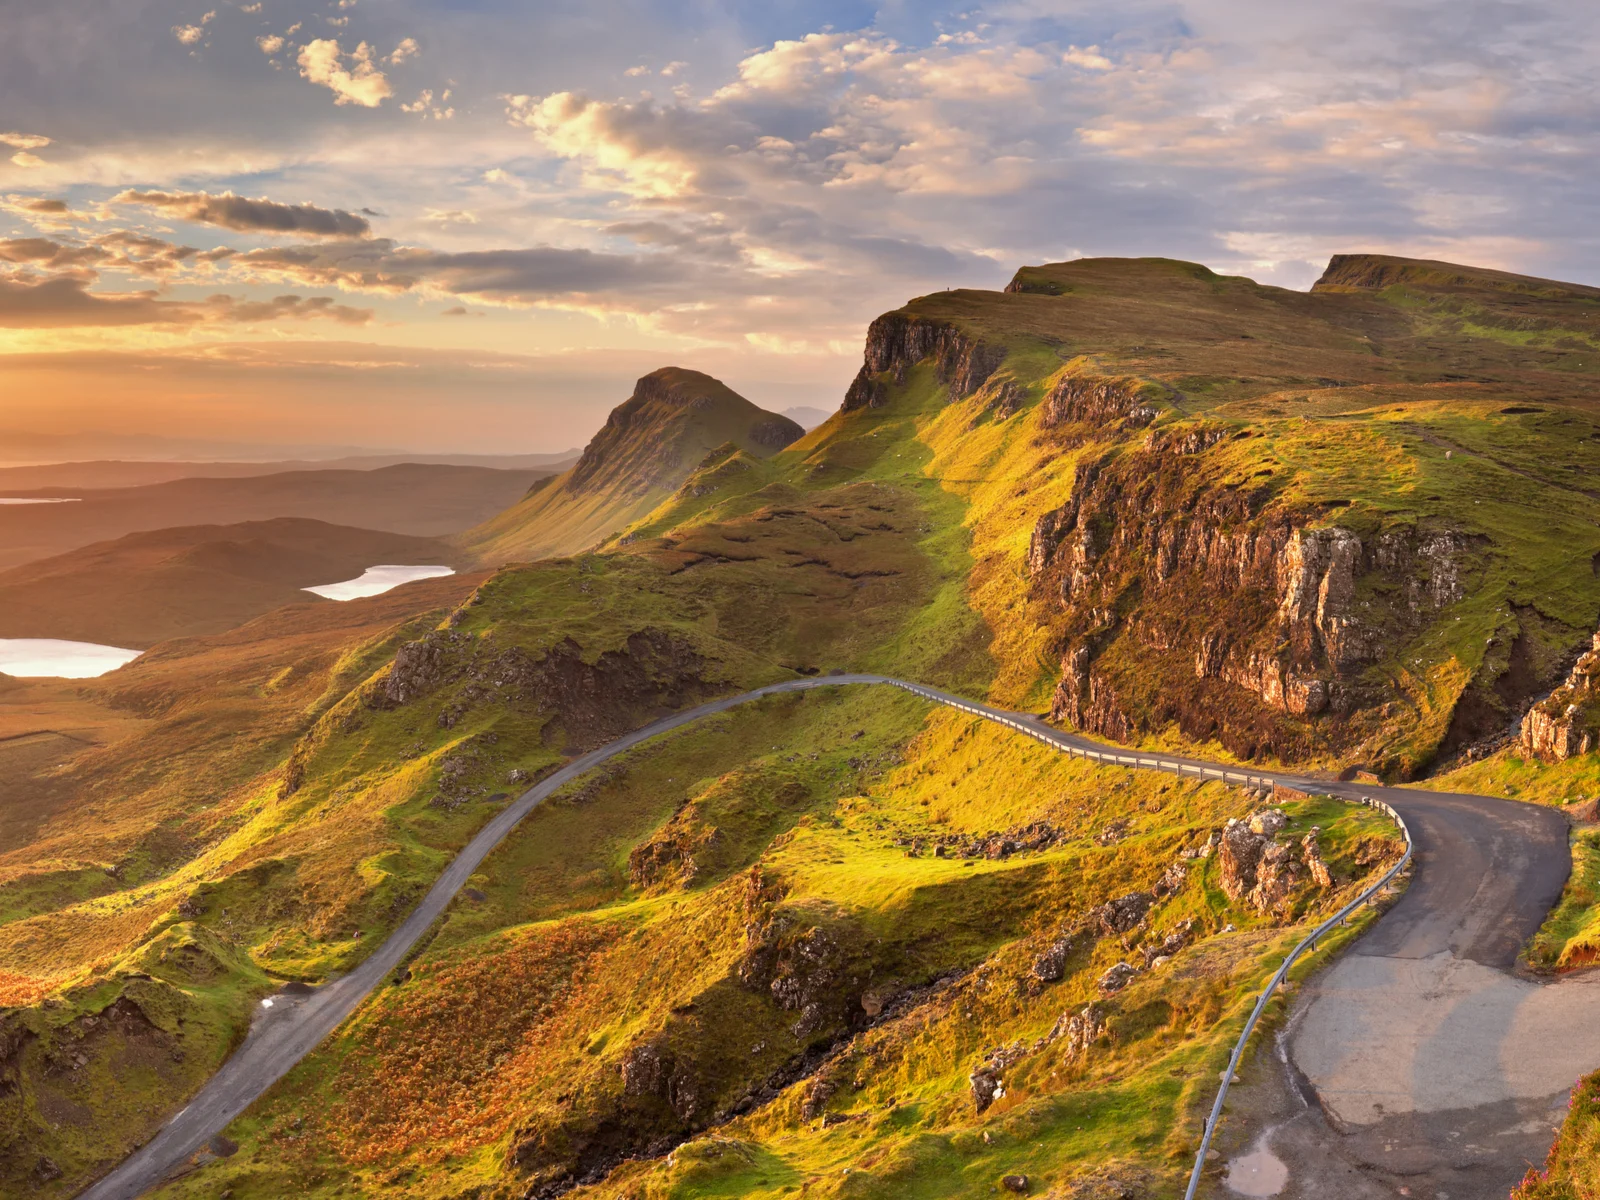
[1038,374,1159,435]
[1520,631,1600,761]
[841,312,1004,411]
[1215,810,1329,917]
[370,627,713,749]
[1026,424,1488,769]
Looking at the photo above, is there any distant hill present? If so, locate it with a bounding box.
[0,453,579,492]
[782,405,832,430]
[459,367,804,564]
[0,463,551,573]
[0,518,460,648]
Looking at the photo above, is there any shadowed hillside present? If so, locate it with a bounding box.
[0,518,460,648]
[458,367,804,565]
[8,254,1600,1198]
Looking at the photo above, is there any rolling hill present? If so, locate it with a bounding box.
[0,463,559,573]
[5,255,1600,1198]
[0,518,460,649]
[0,452,580,493]
[458,367,804,565]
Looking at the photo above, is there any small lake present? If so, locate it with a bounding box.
[0,638,143,678]
[0,497,82,505]
[304,564,455,601]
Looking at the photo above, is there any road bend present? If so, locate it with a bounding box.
[79,675,1570,1199]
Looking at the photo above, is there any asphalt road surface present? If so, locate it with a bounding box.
[78,675,1573,1199]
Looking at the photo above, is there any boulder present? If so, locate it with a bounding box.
[1097,962,1138,993]
[1030,934,1078,984]
[1088,893,1153,937]
[1247,809,1288,836]
[1301,829,1334,888]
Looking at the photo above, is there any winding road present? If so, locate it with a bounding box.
[79,674,1574,1200]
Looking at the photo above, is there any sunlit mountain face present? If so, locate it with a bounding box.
[4,1,1599,463]
[7,5,1600,1200]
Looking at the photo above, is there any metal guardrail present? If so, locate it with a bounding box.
[1181,796,1411,1199]
[885,682,1413,1200]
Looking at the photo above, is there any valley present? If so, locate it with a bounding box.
[4,253,1600,1200]
[0,463,560,574]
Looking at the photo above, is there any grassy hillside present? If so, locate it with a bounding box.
[0,518,459,648]
[458,367,804,566]
[3,253,1599,1196]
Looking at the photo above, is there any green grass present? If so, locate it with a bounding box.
[12,252,1600,1195]
[154,685,1403,1200]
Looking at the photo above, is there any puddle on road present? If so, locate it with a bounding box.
[1226,1127,1289,1197]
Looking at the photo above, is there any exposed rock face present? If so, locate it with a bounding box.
[1087,892,1153,938]
[1216,811,1328,917]
[738,914,871,1038]
[1030,934,1080,984]
[1520,631,1600,761]
[567,367,801,495]
[1027,426,1487,768]
[1060,1004,1106,1058]
[970,1041,1027,1112]
[841,312,1004,411]
[1038,375,1158,434]
[370,628,713,750]
[1097,962,1138,993]
[628,816,720,888]
[620,1040,709,1124]
[1302,829,1334,889]
[384,630,470,705]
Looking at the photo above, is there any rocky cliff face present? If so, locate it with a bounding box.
[841,312,1005,411]
[1520,631,1600,761]
[1027,416,1484,769]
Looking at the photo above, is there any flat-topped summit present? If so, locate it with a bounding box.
[1312,252,1600,298]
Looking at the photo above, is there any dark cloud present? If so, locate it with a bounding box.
[232,238,690,301]
[112,189,373,238]
[0,273,199,328]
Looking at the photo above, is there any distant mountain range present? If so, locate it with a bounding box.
[0,462,560,573]
[0,452,579,492]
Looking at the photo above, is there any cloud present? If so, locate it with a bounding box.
[112,189,372,237]
[0,132,50,151]
[0,244,372,328]
[0,232,231,279]
[0,273,203,328]
[201,293,373,324]
[257,34,284,54]
[173,24,205,46]
[389,37,419,65]
[8,197,68,214]
[229,238,687,303]
[401,88,453,119]
[297,38,392,107]
[9,153,46,169]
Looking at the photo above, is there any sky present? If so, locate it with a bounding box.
[2,0,1596,459]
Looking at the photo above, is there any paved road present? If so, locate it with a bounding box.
[79,675,1570,1199]
[1213,786,1579,1199]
